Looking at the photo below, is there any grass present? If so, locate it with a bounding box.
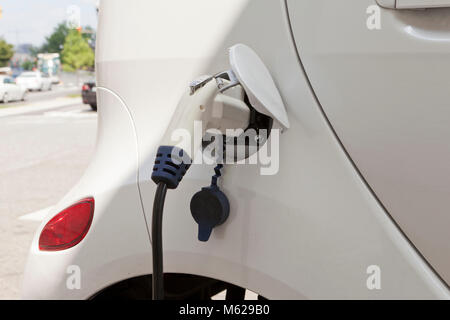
[0,102,25,109]
[66,93,81,98]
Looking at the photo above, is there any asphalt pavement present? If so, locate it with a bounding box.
[0,91,97,299]
[2,85,80,108]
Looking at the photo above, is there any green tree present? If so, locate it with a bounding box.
[81,26,95,42]
[22,60,35,70]
[28,45,41,58]
[61,29,95,72]
[41,22,69,54]
[0,38,14,67]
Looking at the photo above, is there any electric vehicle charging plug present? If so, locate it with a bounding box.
[149,44,291,300]
[150,73,251,300]
[152,78,250,166]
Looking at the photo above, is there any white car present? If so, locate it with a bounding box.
[0,76,26,103]
[22,0,450,300]
[16,71,52,92]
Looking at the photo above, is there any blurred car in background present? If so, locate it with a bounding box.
[11,68,24,79]
[49,75,60,84]
[81,81,97,111]
[15,71,53,91]
[0,75,27,103]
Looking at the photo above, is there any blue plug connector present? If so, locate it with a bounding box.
[151,146,191,189]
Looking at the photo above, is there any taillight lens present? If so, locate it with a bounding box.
[82,84,90,91]
[39,198,94,251]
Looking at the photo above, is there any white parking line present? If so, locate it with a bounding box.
[18,206,53,222]
[0,97,82,118]
[44,109,96,118]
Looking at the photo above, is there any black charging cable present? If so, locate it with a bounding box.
[150,146,191,300]
[150,145,230,298]
[151,182,168,300]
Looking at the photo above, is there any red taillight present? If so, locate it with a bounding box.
[39,198,94,251]
[82,84,90,91]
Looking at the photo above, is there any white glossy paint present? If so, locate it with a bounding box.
[287,0,450,286]
[0,76,26,102]
[22,87,151,299]
[399,0,450,9]
[377,0,396,8]
[22,0,450,299]
[378,0,450,8]
[229,44,290,130]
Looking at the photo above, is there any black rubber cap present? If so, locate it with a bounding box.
[190,186,230,242]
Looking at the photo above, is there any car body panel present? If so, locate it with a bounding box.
[16,71,52,91]
[22,87,150,299]
[82,82,97,106]
[93,0,448,299]
[0,76,26,102]
[287,0,450,286]
[22,0,450,299]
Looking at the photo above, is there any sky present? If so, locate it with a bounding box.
[0,0,99,47]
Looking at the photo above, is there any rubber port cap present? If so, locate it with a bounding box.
[190,186,230,242]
